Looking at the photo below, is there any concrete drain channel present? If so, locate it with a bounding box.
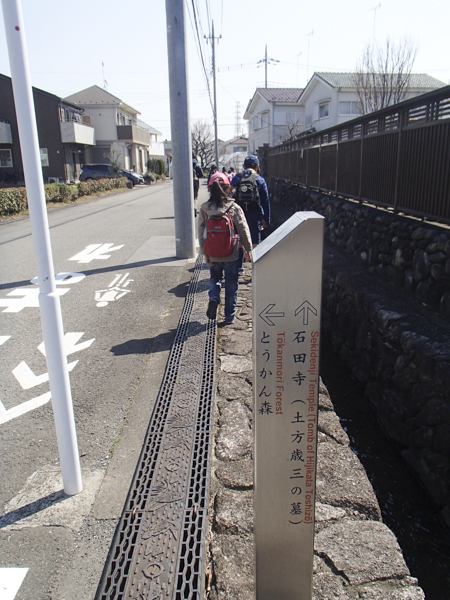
[96,256,216,600]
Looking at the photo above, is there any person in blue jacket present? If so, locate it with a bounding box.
[230,154,271,269]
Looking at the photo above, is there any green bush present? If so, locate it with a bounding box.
[0,177,128,217]
[147,157,165,175]
[0,187,27,215]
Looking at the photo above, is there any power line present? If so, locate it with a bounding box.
[186,0,214,114]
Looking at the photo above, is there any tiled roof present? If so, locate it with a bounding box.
[315,72,446,90]
[256,88,303,103]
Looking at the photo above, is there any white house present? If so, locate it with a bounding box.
[299,72,446,133]
[219,136,248,155]
[244,88,304,153]
[65,85,164,173]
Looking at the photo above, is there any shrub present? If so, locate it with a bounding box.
[0,187,27,215]
[0,177,128,217]
[44,183,74,203]
[144,171,156,184]
[147,157,165,175]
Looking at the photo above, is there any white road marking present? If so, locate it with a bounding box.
[0,336,11,346]
[0,393,51,425]
[0,568,28,600]
[95,273,133,307]
[30,272,86,285]
[69,243,124,264]
[12,360,78,390]
[38,332,95,357]
[0,288,69,313]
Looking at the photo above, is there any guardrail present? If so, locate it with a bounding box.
[266,85,450,224]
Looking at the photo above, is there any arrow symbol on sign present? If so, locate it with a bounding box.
[259,304,285,326]
[38,332,95,357]
[295,301,317,325]
[12,360,78,390]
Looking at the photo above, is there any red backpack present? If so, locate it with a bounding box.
[204,209,240,258]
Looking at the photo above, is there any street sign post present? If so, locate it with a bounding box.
[253,212,324,599]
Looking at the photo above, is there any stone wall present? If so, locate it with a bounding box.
[267,177,450,524]
[267,179,450,320]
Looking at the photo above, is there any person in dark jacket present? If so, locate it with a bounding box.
[198,172,252,325]
[231,154,271,270]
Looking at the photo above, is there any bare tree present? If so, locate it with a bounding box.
[353,37,418,114]
[191,120,215,168]
[103,149,123,173]
[277,116,304,144]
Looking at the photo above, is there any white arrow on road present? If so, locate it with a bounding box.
[0,288,69,313]
[0,567,29,598]
[0,335,11,346]
[0,394,51,425]
[12,360,78,390]
[69,243,124,264]
[295,301,317,325]
[38,332,95,357]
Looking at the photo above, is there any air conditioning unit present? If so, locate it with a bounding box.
[48,177,60,184]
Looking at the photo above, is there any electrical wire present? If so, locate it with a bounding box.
[186,0,214,115]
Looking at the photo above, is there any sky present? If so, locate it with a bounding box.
[0,0,449,143]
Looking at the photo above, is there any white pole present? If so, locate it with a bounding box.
[2,0,82,495]
[165,0,196,259]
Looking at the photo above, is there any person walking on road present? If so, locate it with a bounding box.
[198,172,252,325]
[230,154,271,270]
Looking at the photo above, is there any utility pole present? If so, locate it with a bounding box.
[235,101,241,137]
[205,21,221,166]
[257,45,279,88]
[370,3,381,45]
[306,30,314,82]
[165,0,196,258]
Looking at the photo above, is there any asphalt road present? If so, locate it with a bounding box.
[0,180,204,599]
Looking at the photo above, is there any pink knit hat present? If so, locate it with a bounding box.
[208,172,230,189]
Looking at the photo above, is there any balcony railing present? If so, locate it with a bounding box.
[117,124,151,145]
[60,120,95,145]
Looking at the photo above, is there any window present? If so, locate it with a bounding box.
[339,101,360,116]
[0,149,13,167]
[305,115,312,127]
[40,148,49,167]
[318,102,330,119]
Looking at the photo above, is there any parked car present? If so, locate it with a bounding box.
[80,164,122,182]
[122,170,145,186]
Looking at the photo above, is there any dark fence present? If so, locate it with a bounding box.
[266,85,450,224]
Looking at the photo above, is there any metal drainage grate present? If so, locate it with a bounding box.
[96,256,216,600]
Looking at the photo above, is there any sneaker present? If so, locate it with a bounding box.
[224,317,235,325]
[206,300,218,320]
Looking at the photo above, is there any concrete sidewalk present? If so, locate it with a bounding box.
[205,262,425,600]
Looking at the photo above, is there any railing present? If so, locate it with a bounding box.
[266,85,450,223]
[60,113,92,127]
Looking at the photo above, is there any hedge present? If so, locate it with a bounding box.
[0,177,128,216]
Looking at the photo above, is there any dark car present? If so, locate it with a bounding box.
[80,164,122,182]
[122,170,145,186]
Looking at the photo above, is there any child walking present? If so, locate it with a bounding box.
[198,172,252,324]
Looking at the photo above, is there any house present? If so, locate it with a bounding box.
[65,85,164,174]
[243,88,304,153]
[218,136,248,171]
[0,73,95,184]
[219,136,248,156]
[299,72,447,133]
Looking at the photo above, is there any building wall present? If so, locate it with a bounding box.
[82,106,117,141]
[0,75,67,181]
